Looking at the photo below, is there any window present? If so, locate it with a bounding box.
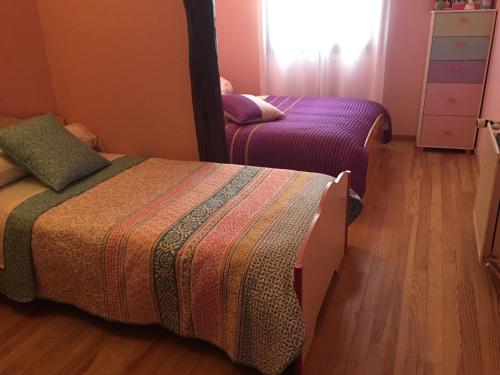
[263,0,387,65]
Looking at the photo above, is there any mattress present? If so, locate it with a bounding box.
[226,96,392,197]
[0,154,335,375]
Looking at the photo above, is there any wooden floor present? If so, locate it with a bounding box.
[0,141,499,375]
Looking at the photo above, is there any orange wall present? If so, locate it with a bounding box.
[482,15,500,121]
[36,0,199,160]
[215,0,262,95]
[215,0,435,137]
[0,0,57,117]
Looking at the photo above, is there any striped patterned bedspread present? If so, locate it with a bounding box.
[0,156,335,375]
[226,96,391,197]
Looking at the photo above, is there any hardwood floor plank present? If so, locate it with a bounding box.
[344,144,415,375]
[440,154,463,375]
[0,142,498,375]
[424,152,444,374]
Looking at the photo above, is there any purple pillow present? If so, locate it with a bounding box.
[222,94,285,125]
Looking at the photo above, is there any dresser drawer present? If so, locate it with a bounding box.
[434,12,495,37]
[428,60,486,83]
[424,83,482,116]
[430,37,490,61]
[419,115,476,149]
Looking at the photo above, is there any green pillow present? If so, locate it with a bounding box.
[0,114,111,192]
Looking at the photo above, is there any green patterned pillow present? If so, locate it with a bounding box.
[0,114,110,191]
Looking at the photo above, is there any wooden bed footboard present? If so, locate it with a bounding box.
[287,114,385,373]
[291,171,350,374]
[364,114,388,191]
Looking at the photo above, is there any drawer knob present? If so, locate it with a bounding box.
[460,16,469,23]
[448,97,457,103]
[452,64,462,72]
[455,40,465,48]
[443,130,452,136]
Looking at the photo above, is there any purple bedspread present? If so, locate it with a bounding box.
[225,96,392,197]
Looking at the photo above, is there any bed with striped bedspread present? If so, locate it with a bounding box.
[226,96,392,197]
[0,155,336,375]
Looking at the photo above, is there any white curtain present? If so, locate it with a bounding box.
[261,0,390,101]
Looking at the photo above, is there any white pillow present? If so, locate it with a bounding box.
[66,123,99,149]
[0,151,30,188]
[220,77,234,94]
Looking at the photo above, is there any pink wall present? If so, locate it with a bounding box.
[382,1,434,137]
[36,0,199,161]
[215,0,262,95]
[0,0,57,117]
[482,15,500,121]
[215,0,435,136]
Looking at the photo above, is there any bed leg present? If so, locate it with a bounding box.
[465,149,473,155]
[416,147,425,152]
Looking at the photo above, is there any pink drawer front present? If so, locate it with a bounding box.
[424,83,482,116]
[419,115,476,149]
[428,60,486,83]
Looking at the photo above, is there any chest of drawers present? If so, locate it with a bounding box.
[417,10,497,151]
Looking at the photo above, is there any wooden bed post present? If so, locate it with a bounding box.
[364,114,388,191]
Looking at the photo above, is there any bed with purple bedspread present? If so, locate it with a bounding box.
[225,96,392,197]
